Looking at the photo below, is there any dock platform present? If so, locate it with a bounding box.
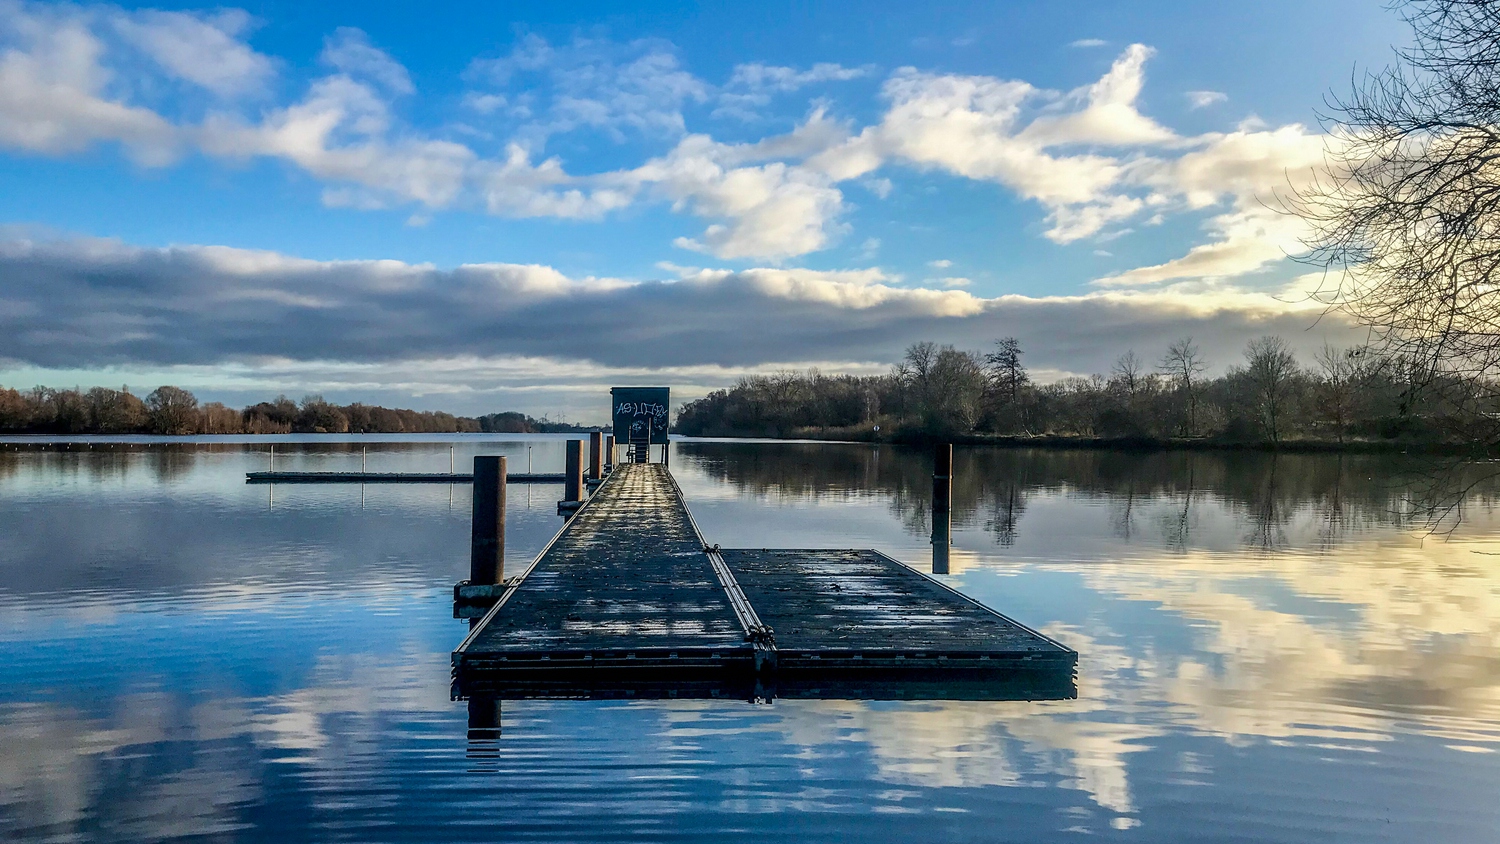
[453,463,1075,701]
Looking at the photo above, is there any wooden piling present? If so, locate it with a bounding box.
[588,431,604,480]
[932,507,951,575]
[470,456,507,586]
[466,696,502,740]
[564,439,584,501]
[933,442,952,512]
[605,435,615,470]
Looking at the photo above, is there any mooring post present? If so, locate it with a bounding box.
[467,696,502,741]
[588,431,603,481]
[605,435,615,471]
[933,442,952,512]
[564,439,584,501]
[470,455,506,586]
[932,508,951,575]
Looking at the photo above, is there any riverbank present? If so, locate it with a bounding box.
[674,426,1493,455]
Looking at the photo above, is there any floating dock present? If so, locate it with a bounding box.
[452,463,1075,701]
[246,471,565,483]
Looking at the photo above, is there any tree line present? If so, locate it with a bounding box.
[674,335,1488,446]
[0,386,587,435]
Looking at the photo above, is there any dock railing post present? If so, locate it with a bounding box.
[564,439,584,502]
[470,455,506,586]
[588,431,603,481]
[605,435,615,471]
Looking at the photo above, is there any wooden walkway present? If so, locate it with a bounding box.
[453,463,1075,701]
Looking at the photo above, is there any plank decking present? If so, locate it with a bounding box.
[452,463,1076,701]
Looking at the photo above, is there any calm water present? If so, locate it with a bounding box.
[2,437,1499,842]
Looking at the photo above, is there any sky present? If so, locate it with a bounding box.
[0,0,1414,421]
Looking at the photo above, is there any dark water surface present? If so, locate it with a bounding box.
[2,437,1499,842]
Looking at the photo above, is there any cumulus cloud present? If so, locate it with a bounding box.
[1185,90,1227,109]
[0,1,179,163]
[199,72,475,209]
[640,133,849,260]
[1070,39,1107,48]
[0,8,1342,273]
[0,235,1360,412]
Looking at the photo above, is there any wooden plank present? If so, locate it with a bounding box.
[718,548,1075,666]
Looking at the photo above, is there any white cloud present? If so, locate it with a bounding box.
[928,259,952,268]
[633,123,851,260]
[112,9,274,97]
[0,1,178,163]
[715,61,870,120]
[1185,90,1227,109]
[464,34,710,142]
[727,61,870,92]
[1070,39,1107,48]
[320,27,412,95]
[200,75,474,208]
[0,12,1345,272]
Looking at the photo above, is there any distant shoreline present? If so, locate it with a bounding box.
[0,430,1486,456]
[667,428,1493,456]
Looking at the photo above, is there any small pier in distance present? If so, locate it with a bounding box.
[453,415,1076,702]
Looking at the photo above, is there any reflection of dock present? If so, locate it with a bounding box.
[452,462,1076,702]
[246,471,564,483]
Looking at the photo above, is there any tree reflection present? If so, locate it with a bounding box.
[676,441,1500,553]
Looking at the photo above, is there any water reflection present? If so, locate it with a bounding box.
[1,441,1498,841]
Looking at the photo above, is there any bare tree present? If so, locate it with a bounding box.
[1313,344,1360,442]
[1111,350,1145,401]
[1244,336,1301,443]
[1159,337,1206,435]
[985,337,1029,403]
[1295,0,1500,443]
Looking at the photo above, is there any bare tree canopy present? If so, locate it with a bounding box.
[1298,0,1500,422]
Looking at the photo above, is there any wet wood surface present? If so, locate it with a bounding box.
[721,549,1073,661]
[461,464,747,656]
[453,463,1076,699]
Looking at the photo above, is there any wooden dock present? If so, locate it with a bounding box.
[452,463,1075,701]
[246,471,565,483]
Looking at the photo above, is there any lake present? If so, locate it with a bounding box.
[2,437,1498,842]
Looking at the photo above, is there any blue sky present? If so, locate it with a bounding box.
[0,0,1410,419]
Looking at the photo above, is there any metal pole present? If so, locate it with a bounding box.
[470,455,506,585]
[605,435,614,471]
[588,431,603,481]
[450,445,455,475]
[361,445,366,473]
[564,439,584,501]
[269,444,274,472]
